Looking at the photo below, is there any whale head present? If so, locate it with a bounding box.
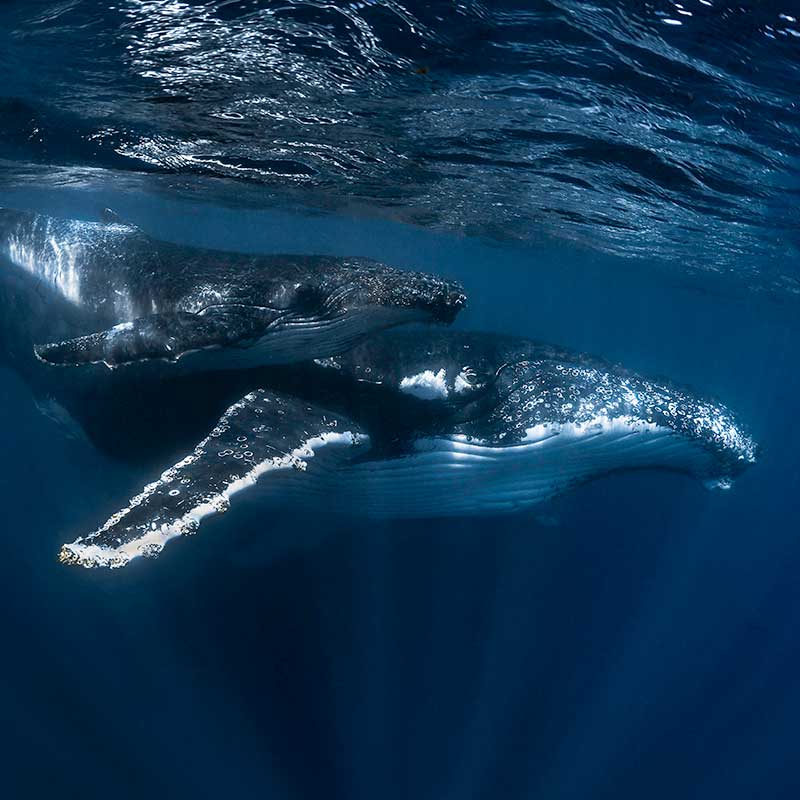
[287,257,467,326]
[462,353,758,492]
[24,241,467,370]
[232,257,467,366]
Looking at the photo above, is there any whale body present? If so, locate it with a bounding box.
[0,208,757,571]
[0,208,465,370]
[57,329,758,568]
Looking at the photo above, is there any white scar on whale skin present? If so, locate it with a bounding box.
[399,368,449,400]
[8,235,82,305]
[59,414,368,569]
[454,369,474,394]
[398,367,479,399]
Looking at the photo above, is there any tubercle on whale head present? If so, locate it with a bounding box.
[314,261,467,325]
[375,272,467,324]
[474,355,759,485]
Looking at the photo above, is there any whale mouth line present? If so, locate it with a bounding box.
[32,311,430,375]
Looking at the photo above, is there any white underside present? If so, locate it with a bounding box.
[62,415,724,568]
[269,416,719,516]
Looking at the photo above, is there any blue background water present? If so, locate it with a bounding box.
[2,1,800,797]
[3,188,799,798]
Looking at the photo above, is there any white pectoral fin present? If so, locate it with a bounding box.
[59,390,369,568]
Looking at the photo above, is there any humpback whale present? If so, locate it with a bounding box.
[0,208,465,370]
[57,329,758,569]
[0,208,758,571]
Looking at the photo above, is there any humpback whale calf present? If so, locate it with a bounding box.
[58,329,758,569]
[0,208,465,370]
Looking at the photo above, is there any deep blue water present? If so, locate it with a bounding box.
[2,2,800,798]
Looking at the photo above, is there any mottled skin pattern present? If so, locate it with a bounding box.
[281,329,758,472]
[0,208,465,367]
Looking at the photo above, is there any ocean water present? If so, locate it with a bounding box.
[2,2,800,798]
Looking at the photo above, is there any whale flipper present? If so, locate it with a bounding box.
[34,306,285,367]
[59,390,369,568]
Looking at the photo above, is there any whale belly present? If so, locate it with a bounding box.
[268,416,727,516]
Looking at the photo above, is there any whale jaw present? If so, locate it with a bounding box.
[262,414,754,517]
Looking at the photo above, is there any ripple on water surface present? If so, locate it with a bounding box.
[0,1,799,291]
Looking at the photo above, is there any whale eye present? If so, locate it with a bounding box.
[290,284,327,315]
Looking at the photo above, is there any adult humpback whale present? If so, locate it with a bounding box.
[0,208,465,370]
[58,329,758,569]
